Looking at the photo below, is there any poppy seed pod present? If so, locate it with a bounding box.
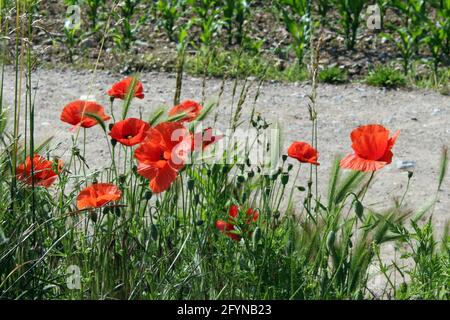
[194,194,200,205]
[111,139,117,147]
[187,179,195,191]
[281,173,289,185]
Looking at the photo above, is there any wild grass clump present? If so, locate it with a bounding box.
[0,3,448,301]
[366,66,407,89]
[318,66,348,84]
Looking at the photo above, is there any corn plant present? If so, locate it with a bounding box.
[276,0,310,66]
[155,0,185,42]
[85,0,106,31]
[317,0,331,22]
[112,0,147,50]
[62,3,83,63]
[334,0,367,50]
[382,27,422,75]
[189,0,222,47]
[437,0,450,55]
[221,0,249,45]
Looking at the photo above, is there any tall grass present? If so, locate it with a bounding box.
[0,2,448,300]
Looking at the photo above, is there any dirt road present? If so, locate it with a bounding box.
[2,68,449,278]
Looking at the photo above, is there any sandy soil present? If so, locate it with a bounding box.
[1,67,449,294]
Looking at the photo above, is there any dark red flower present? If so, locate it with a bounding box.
[16,155,63,188]
[60,100,110,129]
[288,141,320,165]
[216,205,259,241]
[107,77,144,100]
[109,118,150,147]
[168,100,202,122]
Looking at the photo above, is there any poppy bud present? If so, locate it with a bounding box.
[245,158,251,167]
[187,179,195,191]
[282,154,288,162]
[307,180,313,188]
[145,190,152,200]
[194,194,200,205]
[89,210,98,223]
[237,175,245,183]
[281,173,289,185]
[111,139,117,147]
[297,186,306,192]
[252,227,261,246]
[408,171,413,179]
[150,224,158,241]
[355,200,364,220]
[247,170,254,178]
[103,207,111,215]
[242,192,248,203]
[196,219,204,226]
[119,174,127,184]
[92,177,98,184]
[287,163,293,171]
[110,96,115,103]
[326,231,335,252]
[274,211,280,219]
[114,206,121,217]
[132,165,138,174]
[109,123,114,131]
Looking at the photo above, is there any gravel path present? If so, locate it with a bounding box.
[2,67,449,292]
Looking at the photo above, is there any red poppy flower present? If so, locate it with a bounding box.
[168,100,202,122]
[76,183,122,210]
[191,127,224,152]
[216,205,259,241]
[109,118,150,147]
[134,121,191,193]
[340,124,400,172]
[16,155,63,188]
[107,77,144,100]
[60,100,110,129]
[288,141,320,165]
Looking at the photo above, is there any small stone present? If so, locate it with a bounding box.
[396,160,416,171]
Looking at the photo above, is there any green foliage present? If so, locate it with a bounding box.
[334,0,367,50]
[189,0,222,47]
[221,0,249,45]
[318,66,348,84]
[276,0,311,66]
[366,66,406,88]
[112,0,147,50]
[155,0,185,42]
[85,0,106,31]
